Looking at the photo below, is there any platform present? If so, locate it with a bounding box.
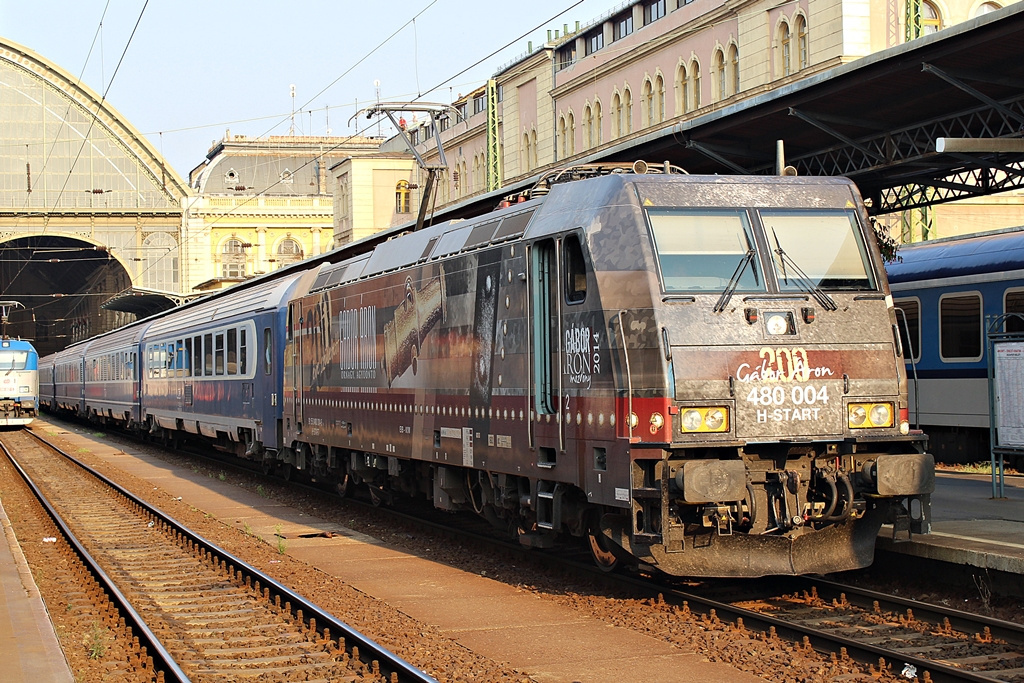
[877,471,1024,595]
[0,497,75,682]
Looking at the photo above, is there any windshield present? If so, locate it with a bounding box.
[760,209,875,290]
[648,209,764,293]
[0,351,28,371]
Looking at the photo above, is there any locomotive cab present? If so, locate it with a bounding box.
[572,173,934,575]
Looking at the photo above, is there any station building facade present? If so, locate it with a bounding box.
[186,134,384,290]
[392,0,1021,242]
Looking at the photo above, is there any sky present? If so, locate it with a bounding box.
[1,0,614,179]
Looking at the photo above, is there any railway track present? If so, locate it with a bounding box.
[643,574,1024,683]
[293,473,1024,682]
[29,418,1023,682]
[0,428,435,682]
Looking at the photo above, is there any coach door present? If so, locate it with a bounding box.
[530,238,563,454]
[288,301,304,431]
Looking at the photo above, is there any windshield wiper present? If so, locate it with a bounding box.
[771,230,838,311]
[714,249,757,313]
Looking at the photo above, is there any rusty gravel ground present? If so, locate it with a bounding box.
[10,422,1022,682]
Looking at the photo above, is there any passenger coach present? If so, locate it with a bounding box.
[888,226,1024,466]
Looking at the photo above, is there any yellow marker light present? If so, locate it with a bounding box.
[680,406,730,433]
[848,402,894,429]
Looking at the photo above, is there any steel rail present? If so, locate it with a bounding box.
[0,435,192,683]
[23,428,436,683]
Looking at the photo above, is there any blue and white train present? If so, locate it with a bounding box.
[0,338,39,426]
[887,225,1024,466]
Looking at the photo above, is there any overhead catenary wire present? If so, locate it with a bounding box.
[8,0,589,322]
[128,0,588,288]
[2,0,151,299]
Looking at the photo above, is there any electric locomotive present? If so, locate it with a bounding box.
[0,337,39,426]
[279,166,934,577]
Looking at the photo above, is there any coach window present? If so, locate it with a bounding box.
[939,292,982,360]
[894,299,921,362]
[1004,289,1024,333]
[204,334,214,375]
[182,338,192,377]
[215,333,226,375]
[564,234,588,303]
[263,328,273,375]
[174,340,184,377]
[193,336,203,376]
[226,329,237,374]
[240,328,248,375]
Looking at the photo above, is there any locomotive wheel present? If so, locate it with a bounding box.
[336,472,352,498]
[278,462,294,482]
[368,485,384,507]
[588,530,620,572]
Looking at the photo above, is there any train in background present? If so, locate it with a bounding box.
[0,338,39,427]
[39,165,934,578]
[887,225,1024,468]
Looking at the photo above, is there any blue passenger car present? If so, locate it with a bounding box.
[138,269,312,459]
[887,226,1024,464]
[0,338,39,426]
[82,322,151,429]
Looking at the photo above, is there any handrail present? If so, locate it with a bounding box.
[616,310,634,442]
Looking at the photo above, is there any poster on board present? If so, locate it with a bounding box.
[994,341,1024,447]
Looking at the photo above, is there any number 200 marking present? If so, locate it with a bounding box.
[745,385,828,407]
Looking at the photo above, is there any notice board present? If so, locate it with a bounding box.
[994,341,1024,447]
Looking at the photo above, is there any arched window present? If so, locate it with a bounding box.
[921,1,942,34]
[714,48,726,101]
[729,44,740,96]
[522,132,531,172]
[642,78,654,128]
[794,15,808,70]
[677,62,689,114]
[689,60,701,109]
[655,75,665,122]
[779,21,792,77]
[611,93,622,139]
[395,180,411,213]
[275,238,303,268]
[221,238,246,278]
[558,115,568,160]
[622,88,632,134]
[594,100,603,145]
[567,111,576,156]
[530,129,538,168]
[584,104,594,149]
[974,1,1001,16]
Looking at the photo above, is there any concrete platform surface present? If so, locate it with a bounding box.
[879,471,1024,577]
[0,497,74,683]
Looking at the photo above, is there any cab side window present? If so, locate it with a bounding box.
[564,234,587,304]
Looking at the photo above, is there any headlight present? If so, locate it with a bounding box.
[849,405,867,427]
[766,314,791,335]
[19,386,30,394]
[680,406,730,433]
[848,402,894,429]
[704,408,726,431]
[681,409,702,431]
